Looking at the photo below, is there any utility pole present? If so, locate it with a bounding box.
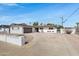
[60,16,64,28]
[59,8,79,28]
[62,8,79,26]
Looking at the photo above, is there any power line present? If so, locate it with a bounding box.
[63,8,79,23]
[60,16,64,27]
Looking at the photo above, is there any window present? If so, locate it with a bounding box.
[47,31,51,32]
[49,27,53,29]
[52,31,54,32]
[40,28,43,29]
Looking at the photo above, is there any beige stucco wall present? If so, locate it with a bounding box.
[60,29,66,34]
[0,33,26,46]
[60,28,76,34]
[32,28,35,32]
[71,29,76,34]
[0,28,9,33]
[10,26,24,34]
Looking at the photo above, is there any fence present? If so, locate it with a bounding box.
[0,33,26,46]
[60,28,76,34]
[39,29,57,33]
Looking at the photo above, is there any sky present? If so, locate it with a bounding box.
[0,3,79,27]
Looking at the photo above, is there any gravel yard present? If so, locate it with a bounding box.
[0,33,79,56]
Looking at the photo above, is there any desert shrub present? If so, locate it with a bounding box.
[65,30,72,34]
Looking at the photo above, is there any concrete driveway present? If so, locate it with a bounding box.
[0,33,79,56]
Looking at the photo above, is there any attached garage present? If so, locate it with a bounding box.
[10,23,32,34]
[23,27,32,33]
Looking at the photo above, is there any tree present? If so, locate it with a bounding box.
[57,25,63,29]
[47,23,54,26]
[40,23,43,26]
[29,22,32,25]
[76,22,79,27]
[33,22,39,26]
[47,23,58,28]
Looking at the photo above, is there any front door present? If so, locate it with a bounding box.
[35,28,39,32]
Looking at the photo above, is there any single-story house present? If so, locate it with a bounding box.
[0,25,10,33]
[10,23,32,34]
[0,23,76,34]
[32,25,57,33]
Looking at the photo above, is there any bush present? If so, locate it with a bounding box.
[66,30,72,34]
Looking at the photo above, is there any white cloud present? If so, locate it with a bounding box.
[0,3,18,6]
[0,14,30,25]
[0,3,25,8]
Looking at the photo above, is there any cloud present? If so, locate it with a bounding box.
[0,3,24,8]
[0,3,18,6]
[0,14,31,25]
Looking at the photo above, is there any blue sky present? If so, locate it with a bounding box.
[0,3,79,27]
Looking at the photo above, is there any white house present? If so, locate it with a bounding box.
[10,23,32,34]
[0,24,28,46]
[0,25,10,33]
[32,25,57,33]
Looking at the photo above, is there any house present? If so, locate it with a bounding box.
[10,23,32,34]
[0,23,77,35]
[0,25,10,33]
[0,24,27,46]
[32,25,57,33]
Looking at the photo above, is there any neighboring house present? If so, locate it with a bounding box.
[32,25,57,33]
[10,23,32,34]
[0,23,76,34]
[0,25,10,33]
